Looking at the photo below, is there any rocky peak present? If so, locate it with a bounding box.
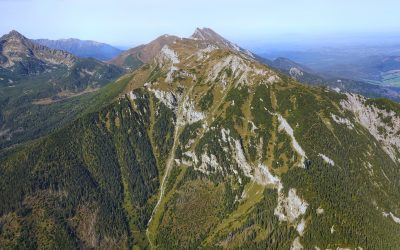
[191,27,255,58]
[191,27,225,41]
[1,30,32,52]
[190,27,233,48]
[2,30,26,40]
[0,30,76,68]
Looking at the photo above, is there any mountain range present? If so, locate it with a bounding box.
[34,38,123,61]
[1,27,400,249]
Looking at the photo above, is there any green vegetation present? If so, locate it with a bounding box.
[0,58,125,151]
[124,55,144,70]
[0,92,160,249]
[151,98,175,175]
[156,179,225,249]
[199,87,214,111]
[179,121,202,146]
[208,188,296,249]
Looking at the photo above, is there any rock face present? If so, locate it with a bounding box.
[1,28,400,250]
[341,93,400,162]
[0,30,76,71]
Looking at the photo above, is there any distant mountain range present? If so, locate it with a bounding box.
[34,38,123,61]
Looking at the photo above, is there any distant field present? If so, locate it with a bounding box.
[364,70,400,87]
[382,70,400,87]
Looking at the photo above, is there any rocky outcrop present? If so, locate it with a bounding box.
[0,30,76,69]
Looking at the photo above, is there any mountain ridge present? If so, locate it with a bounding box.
[109,34,179,70]
[34,38,123,61]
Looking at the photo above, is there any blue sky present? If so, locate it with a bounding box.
[0,0,399,48]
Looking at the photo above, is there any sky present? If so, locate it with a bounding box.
[0,0,399,48]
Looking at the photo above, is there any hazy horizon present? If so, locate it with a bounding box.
[1,0,400,48]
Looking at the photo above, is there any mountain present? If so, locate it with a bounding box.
[110,27,258,71]
[1,28,400,249]
[191,27,256,58]
[268,57,325,84]
[110,34,179,70]
[0,30,76,76]
[34,38,123,61]
[0,30,125,150]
